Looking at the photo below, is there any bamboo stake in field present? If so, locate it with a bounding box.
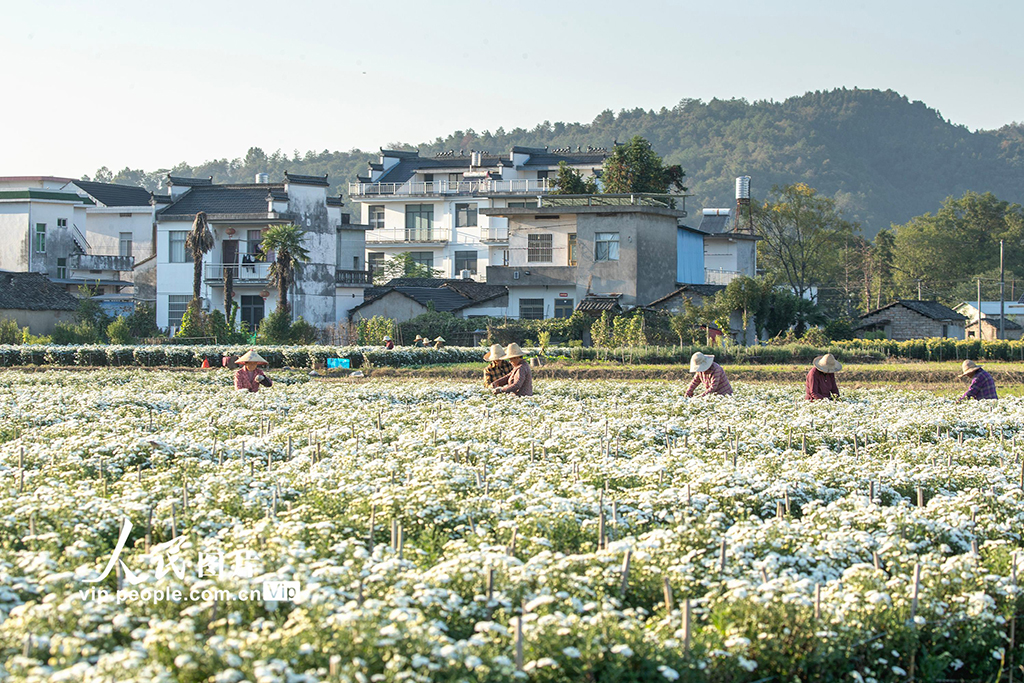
[682,599,691,651]
[368,504,375,550]
[917,487,924,507]
[814,583,821,619]
[776,501,785,519]
[598,490,606,550]
[620,549,631,595]
[719,539,727,572]
[171,502,178,539]
[486,567,494,602]
[514,612,524,671]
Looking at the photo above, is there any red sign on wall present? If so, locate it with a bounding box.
[559,292,568,297]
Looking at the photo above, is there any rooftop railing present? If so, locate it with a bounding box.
[349,178,554,197]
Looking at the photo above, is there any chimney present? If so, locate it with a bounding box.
[255,173,269,184]
[735,176,752,233]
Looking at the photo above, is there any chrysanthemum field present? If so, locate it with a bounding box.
[2,370,1024,682]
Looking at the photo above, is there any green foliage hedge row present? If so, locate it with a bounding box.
[833,338,1024,362]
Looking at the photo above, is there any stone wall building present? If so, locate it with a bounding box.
[965,316,1024,341]
[857,300,965,340]
[0,270,79,335]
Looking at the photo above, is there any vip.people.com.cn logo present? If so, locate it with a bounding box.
[79,517,300,605]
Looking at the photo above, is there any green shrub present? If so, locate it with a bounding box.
[255,308,292,344]
[0,318,20,345]
[107,346,136,366]
[106,316,133,344]
[289,317,319,345]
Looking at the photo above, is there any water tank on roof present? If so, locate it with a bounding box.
[735,176,751,200]
[255,173,269,184]
[460,269,473,280]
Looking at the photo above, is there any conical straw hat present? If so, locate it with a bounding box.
[483,344,504,361]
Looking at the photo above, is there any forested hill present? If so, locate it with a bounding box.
[98,88,1024,237]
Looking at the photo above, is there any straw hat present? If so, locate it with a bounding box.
[383,335,392,341]
[689,352,714,373]
[960,359,983,377]
[483,344,504,362]
[500,343,526,360]
[813,353,843,374]
[414,335,423,341]
[434,336,445,343]
[236,349,268,365]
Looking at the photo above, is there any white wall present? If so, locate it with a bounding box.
[0,207,29,271]
[506,286,583,320]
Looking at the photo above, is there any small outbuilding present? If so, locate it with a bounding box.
[965,315,1024,341]
[0,270,80,335]
[856,300,965,340]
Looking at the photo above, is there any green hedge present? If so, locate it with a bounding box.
[833,338,1024,361]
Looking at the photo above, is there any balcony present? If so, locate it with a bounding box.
[205,261,271,284]
[705,268,743,285]
[336,268,373,285]
[480,227,509,243]
[349,178,554,198]
[69,253,134,271]
[365,227,451,244]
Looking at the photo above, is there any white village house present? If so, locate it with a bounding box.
[349,146,607,281]
[155,173,371,333]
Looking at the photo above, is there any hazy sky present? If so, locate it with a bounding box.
[3,0,1022,176]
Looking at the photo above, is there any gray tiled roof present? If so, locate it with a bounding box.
[73,180,152,207]
[375,155,510,185]
[158,184,283,219]
[0,270,79,311]
[284,172,329,187]
[647,284,726,307]
[378,278,505,302]
[394,287,474,312]
[521,152,607,167]
[977,315,1023,330]
[167,175,213,187]
[862,300,966,321]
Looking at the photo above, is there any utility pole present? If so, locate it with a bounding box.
[978,278,982,339]
[1000,239,1006,340]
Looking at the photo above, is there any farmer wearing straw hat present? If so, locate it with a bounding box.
[483,343,513,388]
[383,335,395,350]
[234,350,273,393]
[685,352,733,398]
[806,353,842,401]
[491,343,533,396]
[413,334,425,347]
[433,336,446,350]
[956,359,998,401]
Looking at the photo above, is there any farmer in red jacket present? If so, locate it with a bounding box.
[806,353,841,401]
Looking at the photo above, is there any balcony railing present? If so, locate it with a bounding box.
[205,262,271,283]
[69,253,134,271]
[365,227,451,244]
[480,227,510,243]
[336,268,373,285]
[349,178,554,197]
[705,268,743,285]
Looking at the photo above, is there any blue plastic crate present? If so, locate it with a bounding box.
[326,358,351,369]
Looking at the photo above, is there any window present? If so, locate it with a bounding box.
[568,233,577,266]
[246,229,263,256]
[169,231,189,263]
[353,256,360,270]
[368,252,385,275]
[119,232,133,258]
[240,295,265,332]
[368,205,385,229]
[405,204,434,241]
[455,251,478,275]
[167,295,190,329]
[537,170,549,180]
[448,173,461,184]
[57,218,67,227]
[455,203,477,228]
[56,257,67,279]
[409,252,434,269]
[528,234,553,263]
[554,298,574,318]
[508,200,538,209]
[519,298,545,320]
[595,232,620,261]
[34,224,46,253]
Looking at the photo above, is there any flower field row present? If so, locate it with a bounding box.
[2,371,1024,681]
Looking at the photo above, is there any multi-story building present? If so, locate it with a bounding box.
[155,173,371,333]
[0,177,140,304]
[349,146,606,281]
[696,208,759,285]
[483,196,693,320]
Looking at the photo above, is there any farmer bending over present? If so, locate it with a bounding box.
[491,343,533,397]
[806,353,842,401]
[685,352,733,398]
[482,344,513,389]
[956,360,997,401]
[234,350,273,393]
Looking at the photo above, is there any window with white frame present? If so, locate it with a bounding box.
[508,200,538,209]
[405,204,434,241]
[568,233,577,266]
[454,251,478,274]
[34,224,46,253]
[169,231,189,262]
[57,218,67,227]
[56,257,67,279]
[519,298,545,320]
[409,252,434,269]
[167,295,190,329]
[455,203,477,227]
[368,252,385,275]
[369,205,385,229]
[119,232,132,258]
[595,232,619,261]
[527,234,553,263]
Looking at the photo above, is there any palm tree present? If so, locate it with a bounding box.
[260,224,310,315]
[185,211,214,304]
